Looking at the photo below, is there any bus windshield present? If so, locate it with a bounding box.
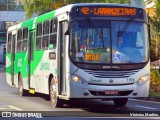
[69,20,149,64]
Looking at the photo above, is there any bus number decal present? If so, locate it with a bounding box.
[127,78,135,82]
[40,63,50,70]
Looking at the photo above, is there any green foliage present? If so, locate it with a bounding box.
[150,70,160,85]
[66,0,105,4]
[105,0,130,4]
[150,70,160,92]
[145,0,154,5]
[149,0,160,62]
[22,0,56,19]
[150,37,159,61]
[149,91,160,96]
[22,0,106,19]
[150,0,160,33]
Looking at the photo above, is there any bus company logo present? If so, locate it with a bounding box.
[103,66,111,69]
[109,79,114,83]
[103,66,120,69]
[18,58,22,67]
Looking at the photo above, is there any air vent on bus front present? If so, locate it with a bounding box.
[83,69,140,78]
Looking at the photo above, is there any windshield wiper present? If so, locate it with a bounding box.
[118,18,134,37]
[85,15,96,28]
[85,16,105,49]
[101,26,105,48]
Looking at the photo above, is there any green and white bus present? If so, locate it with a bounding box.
[6,3,150,107]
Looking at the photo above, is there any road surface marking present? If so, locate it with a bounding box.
[8,105,22,111]
[0,108,13,109]
[0,105,22,110]
[134,105,157,110]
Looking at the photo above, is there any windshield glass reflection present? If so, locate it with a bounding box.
[69,20,149,64]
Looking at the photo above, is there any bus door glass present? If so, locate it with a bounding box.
[28,31,35,89]
[59,21,68,95]
[11,35,16,86]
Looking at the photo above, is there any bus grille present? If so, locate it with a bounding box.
[83,69,139,78]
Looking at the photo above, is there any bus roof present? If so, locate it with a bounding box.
[8,3,144,32]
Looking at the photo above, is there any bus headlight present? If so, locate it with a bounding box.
[73,76,79,82]
[72,75,88,87]
[136,74,149,86]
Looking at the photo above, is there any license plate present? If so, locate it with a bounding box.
[105,90,118,95]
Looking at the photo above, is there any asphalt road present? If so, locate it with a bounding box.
[0,69,160,119]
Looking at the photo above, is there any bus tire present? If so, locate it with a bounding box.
[18,74,28,96]
[50,78,63,108]
[113,98,128,107]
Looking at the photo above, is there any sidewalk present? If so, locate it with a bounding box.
[136,96,160,102]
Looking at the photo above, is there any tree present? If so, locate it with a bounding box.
[22,0,106,19]
[150,0,160,33]
[149,0,160,61]
[22,0,66,19]
[105,0,130,4]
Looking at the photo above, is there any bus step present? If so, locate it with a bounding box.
[12,84,16,87]
[58,95,69,100]
[29,89,35,94]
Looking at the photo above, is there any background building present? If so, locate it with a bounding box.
[0,0,25,63]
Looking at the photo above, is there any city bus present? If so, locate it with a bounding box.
[6,3,150,108]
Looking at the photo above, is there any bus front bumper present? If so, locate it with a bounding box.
[69,80,150,98]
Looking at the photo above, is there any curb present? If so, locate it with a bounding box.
[136,97,160,102]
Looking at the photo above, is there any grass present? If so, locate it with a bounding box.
[149,91,160,97]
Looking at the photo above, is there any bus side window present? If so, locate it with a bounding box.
[43,20,49,35]
[42,21,49,50]
[17,29,22,52]
[36,23,42,50]
[7,32,12,53]
[21,28,28,52]
[42,36,49,49]
[49,18,57,49]
[50,34,57,49]
[50,18,57,33]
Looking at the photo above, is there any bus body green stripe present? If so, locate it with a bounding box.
[6,54,11,74]
[6,10,56,77]
[36,11,55,23]
[21,19,34,30]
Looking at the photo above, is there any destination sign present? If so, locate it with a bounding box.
[81,7,136,16]
[74,6,143,17]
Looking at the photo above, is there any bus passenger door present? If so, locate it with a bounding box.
[58,21,67,95]
[11,35,16,86]
[28,31,35,90]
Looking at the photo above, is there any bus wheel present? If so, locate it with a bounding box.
[18,75,28,96]
[50,78,63,108]
[113,98,128,107]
